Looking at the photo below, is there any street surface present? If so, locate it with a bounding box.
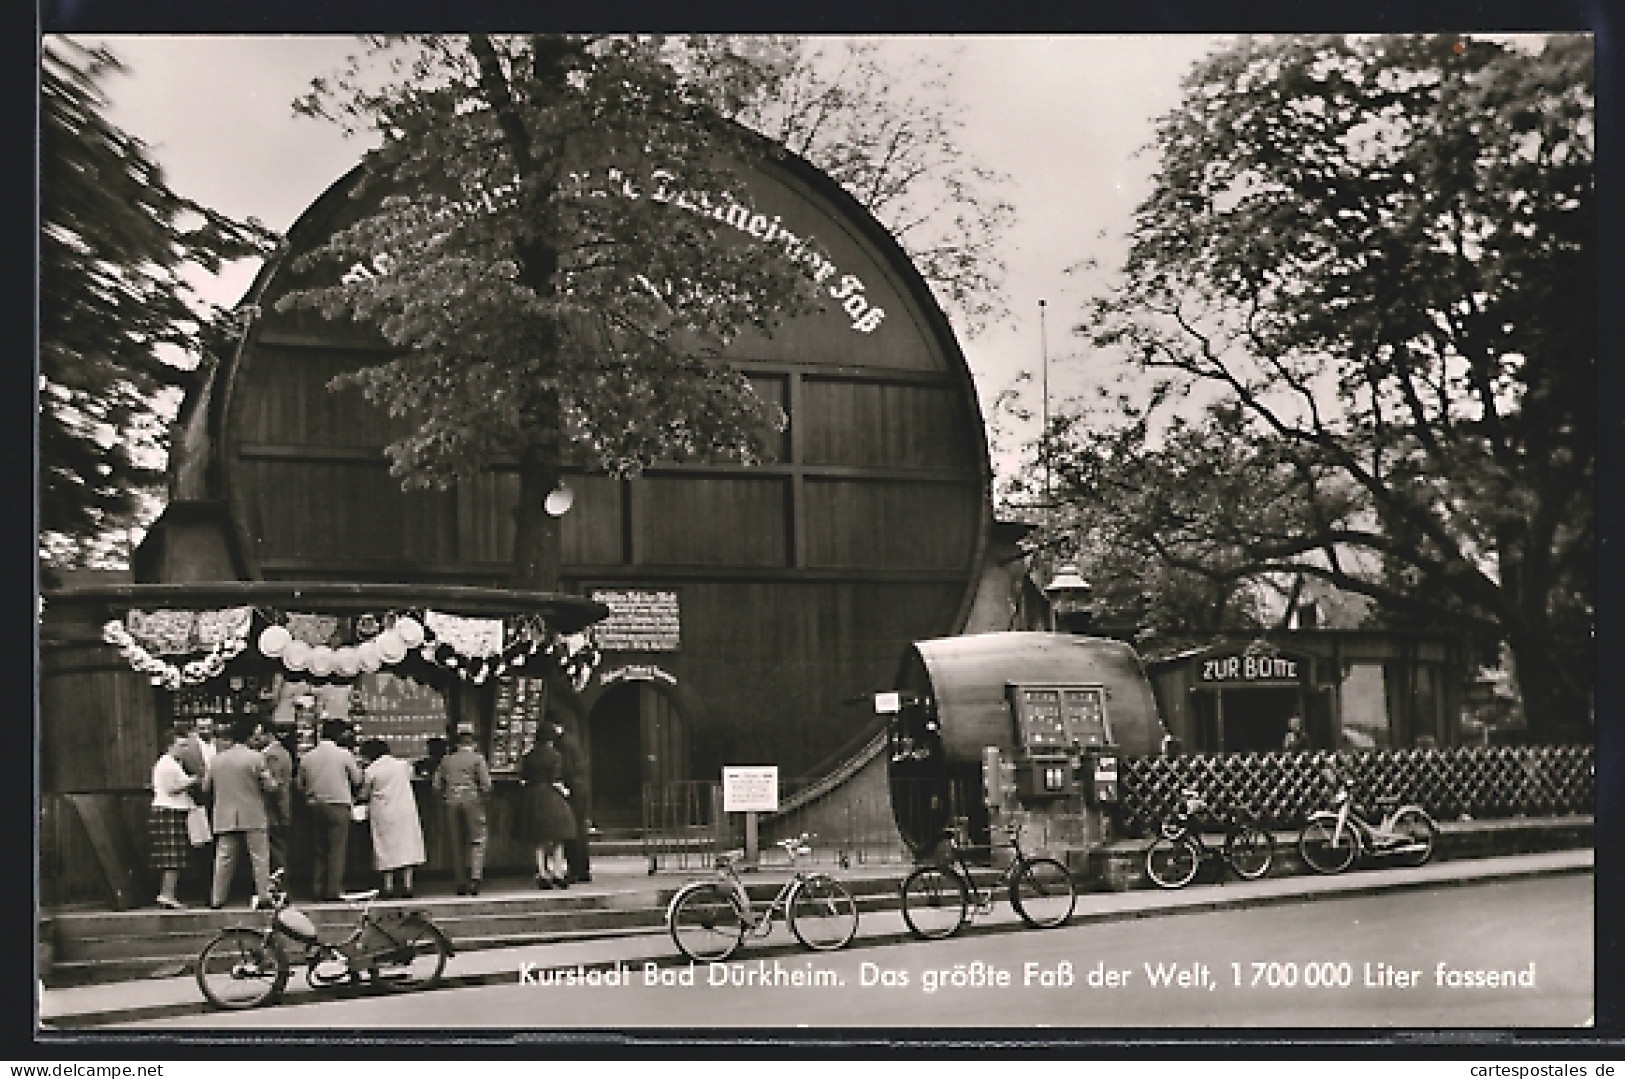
[112,873,1591,1030]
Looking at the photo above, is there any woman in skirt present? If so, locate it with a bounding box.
[150,724,201,909]
[520,733,577,889]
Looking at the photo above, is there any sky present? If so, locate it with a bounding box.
[79,33,1224,478]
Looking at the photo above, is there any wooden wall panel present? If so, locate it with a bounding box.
[457,470,519,565]
[559,476,624,565]
[799,380,976,470]
[648,580,966,779]
[239,348,412,448]
[802,479,980,569]
[746,374,791,463]
[39,659,159,794]
[636,477,789,566]
[242,461,458,565]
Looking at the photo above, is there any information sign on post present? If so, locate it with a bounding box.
[722,766,780,812]
[722,766,779,869]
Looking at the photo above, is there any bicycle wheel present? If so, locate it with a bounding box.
[1299,819,1359,874]
[1225,823,1275,880]
[1010,857,1076,928]
[787,874,859,952]
[373,918,452,991]
[899,866,968,940]
[195,927,289,1009]
[669,882,745,962]
[1387,808,1437,868]
[1144,835,1200,889]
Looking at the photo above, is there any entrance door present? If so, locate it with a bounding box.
[588,682,689,831]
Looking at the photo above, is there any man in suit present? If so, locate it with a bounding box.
[202,716,279,909]
[257,719,295,873]
[298,718,362,900]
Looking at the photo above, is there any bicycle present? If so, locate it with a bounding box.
[898,818,1076,940]
[666,833,859,962]
[1143,788,1275,889]
[194,868,453,1009]
[1297,772,1438,874]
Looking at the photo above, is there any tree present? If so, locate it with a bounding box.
[1085,34,1594,740]
[284,35,824,591]
[39,38,275,573]
[1010,396,1297,653]
[285,34,1010,592]
[725,37,1015,334]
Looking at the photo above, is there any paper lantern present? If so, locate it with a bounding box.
[394,615,425,648]
[258,625,291,657]
[357,639,382,673]
[310,645,335,677]
[335,646,361,678]
[283,640,311,672]
[376,629,407,664]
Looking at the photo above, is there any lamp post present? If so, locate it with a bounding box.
[1039,298,1050,507]
[1043,563,1094,634]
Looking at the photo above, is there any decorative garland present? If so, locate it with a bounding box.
[104,605,603,692]
[102,618,251,690]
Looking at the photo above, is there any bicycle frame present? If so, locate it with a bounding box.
[708,855,814,937]
[1316,789,1420,853]
[244,872,447,978]
[936,826,1034,913]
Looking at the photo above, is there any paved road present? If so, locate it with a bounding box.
[116,873,1591,1030]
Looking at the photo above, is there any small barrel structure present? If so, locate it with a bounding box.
[886,631,1167,855]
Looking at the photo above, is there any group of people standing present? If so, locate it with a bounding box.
[148,711,589,908]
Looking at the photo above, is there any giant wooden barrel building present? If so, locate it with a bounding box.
[141,131,992,837]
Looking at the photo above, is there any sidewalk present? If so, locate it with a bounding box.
[38,846,1593,1029]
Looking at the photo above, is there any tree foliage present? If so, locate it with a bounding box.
[39,38,275,569]
[1010,396,1296,653]
[725,37,1014,333]
[1082,34,1593,739]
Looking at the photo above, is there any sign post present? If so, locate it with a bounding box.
[722,766,779,870]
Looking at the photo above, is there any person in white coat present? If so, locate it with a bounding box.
[358,738,426,898]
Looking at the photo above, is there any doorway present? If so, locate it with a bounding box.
[1192,687,1304,753]
[587,681,689,831]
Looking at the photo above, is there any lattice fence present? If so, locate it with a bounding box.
[1119,745,1594,836]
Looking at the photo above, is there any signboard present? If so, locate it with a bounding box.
[491,675,549,773]
[1198,645,1306,685]
[600,664,678,687]
[591,589,682,652]
[1008,685,1112,749]
[350,671,449,761]
[722,766,779,813]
